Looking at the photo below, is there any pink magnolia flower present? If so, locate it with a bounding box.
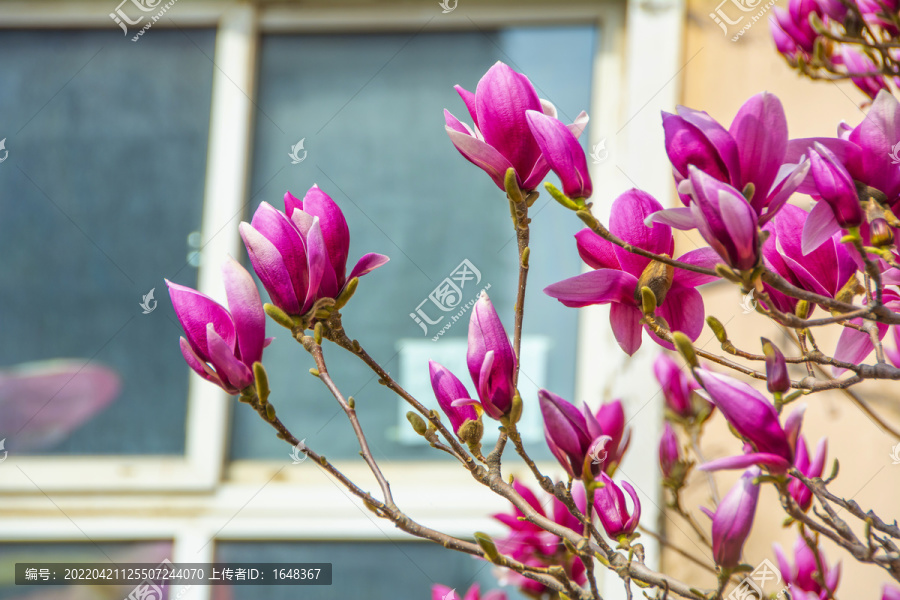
[544,189,719,355]
[760,204,858,315]
[444,61,588,191]
[429,360,480,436]
[659,92,809,224]
[467,291,517,420]
[884,585,900,600]
[653,353,710,420]
[525,110,592,199]
[539,390,631,478]
[774,536,841,600]
[694,369,799,473]
[166,258,269,394]
[594,473,641,539]
[808,143,864,229]
[788,435,828,511]
[833,46,891,100]
[659,422,681,480]
[492,481,587,596]
[666,167,762,271]
[239,185,389,316]
[771,0,820,57]
[762,337,790,394]
[787,91,900,250]
[431,583,506,600]
[701,467,760,569]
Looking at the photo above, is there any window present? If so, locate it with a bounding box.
[0,3,676,599]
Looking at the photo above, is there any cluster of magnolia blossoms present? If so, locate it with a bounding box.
[769,0,900,99]
[166,185,389,396]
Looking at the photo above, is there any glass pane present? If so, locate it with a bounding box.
[215,541,525,600]
[0,541,173,599]
[232,26,596,461]
[0,29,215,455]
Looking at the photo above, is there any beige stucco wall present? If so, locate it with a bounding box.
[660,2,900,597]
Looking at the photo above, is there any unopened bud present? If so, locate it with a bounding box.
[264,303,295,329]
[761,338,790,394]
[871,218,894,248]
[457,419,484,446]
[252,362,270,405]
[672,331,699,369]
[333,277,358,310]
[706,316,728,344]
[474,532,502,563]
[406,411,428,436]
[637,259,674,307]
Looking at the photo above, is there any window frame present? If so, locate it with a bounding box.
[0,2,685,598]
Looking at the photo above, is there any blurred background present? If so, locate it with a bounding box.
[0,0,897,599]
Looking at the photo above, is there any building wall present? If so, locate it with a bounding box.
[661,3,900,597]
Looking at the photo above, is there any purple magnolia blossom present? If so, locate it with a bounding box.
[762,337,790,394]
[525,110,592,199]
[808,143,864,229]
[431,584,506,600]
[770,0,820,58]
[701,467,760,569]
[539,390,631,478]
[429,360,480,436]
[788,435,828,511]
[594,473,641,539]
[787,91,900,250]
[659,422,680,480]
[660,92,809,224]
[653,167,761,271]
[834,45,890,100]
[167,258,269,395]
[653,353,710,420]
[239,185,389,316]
[774,536,841,600]
[760,204,858,315]
[694,369,800,473]
[444,61,588,191]
[544,189,719,355]
[492,481,587,595]
[467,291,517,419]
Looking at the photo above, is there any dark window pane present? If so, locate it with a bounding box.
[0,29,215,454]
[231,26,595,460]
[215,541,525,600]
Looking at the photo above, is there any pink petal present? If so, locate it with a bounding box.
[238,223,302,314]
[445,125,515,190]
[610,189,674,277]
[222,257,265,367]
[348,252,390,281]
[673,248,721,287]
[166,279,237,358]
[575,228,621,270]
[299,185,351,284]
[610,303,643,356]
[801,200,841,255]
[543,269,638,308]
[729,92,789,196]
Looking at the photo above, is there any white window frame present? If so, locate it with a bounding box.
[0,2,684,598]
